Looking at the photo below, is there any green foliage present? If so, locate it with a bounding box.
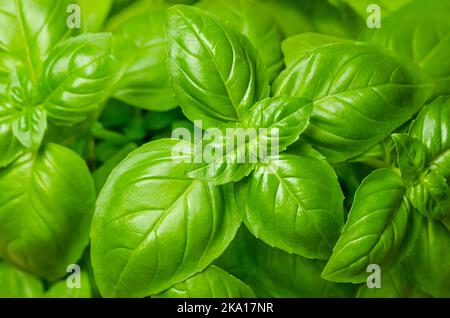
[1,0,449,299]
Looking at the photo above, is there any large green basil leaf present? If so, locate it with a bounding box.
[323,169,413,283]
[0,0,72,84]
[166,5,269,128]
[155,265,255,298]
[391,133,427,184]
[273,42,428,162]
[236,150,344,260]
[196,0,283,82]
[409,96,450,179]
[356,264,428,298]
[360,0,450,98]
[0,262,44,298]
[107,1,177,111]
[216,227,355,297]
[45,272,92,298]
[40,33,134,125]
[91,139,241,297]
[0,143,95,280]
[402,211,450,297]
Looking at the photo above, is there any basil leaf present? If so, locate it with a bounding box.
[273,42,429,162]
[237,150,344,260]
[402,211,450,297]
[305,0,364,39]
[409,96,450,179]
[40,33,134,125]
[0,262,44,298]
[0,96,24,167]
[45,272,92,298]
[282,32,350,66]
[0,143,95,280]
[322,169,411,283]
[91,139,241,297]
[107,2,177,111]
[155,265,255,298]
[0,0,72,84]
[392,133,427,184]
[196,0,284,82]
[216,227,355,297]
[12,106,47,150]
[360,0,450,98]
[166,5,269,128]
[244,96,313,152]
[406,170,450,221]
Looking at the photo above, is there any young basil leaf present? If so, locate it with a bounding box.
[186,124,257,185]
[406,170,450,221]
[165,5,269,128]
[409,96,450,179]
[273,42,429,162]
[196,0,284,82]
[391,133,427,184]
[0,96,24,167]
[154,265,255,298]
[282,32,350,66]
[0,143,95,280]
[236,150,344,260]
[40,33,135,125]
[0,122,24,168]
[91,139,241,297]
[243,96,313,152]
[12,107,47,150]
[356,264,428,298]
[0,0,72,84]
[45,272,92,298]
[322,169,410,283]
[107,1,177,111]
[360,0,450,98]
[0,262,44,298]
[402,211,450,297]
[215,227,355,297]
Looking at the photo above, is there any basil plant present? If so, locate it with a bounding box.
[0,0,449,299]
